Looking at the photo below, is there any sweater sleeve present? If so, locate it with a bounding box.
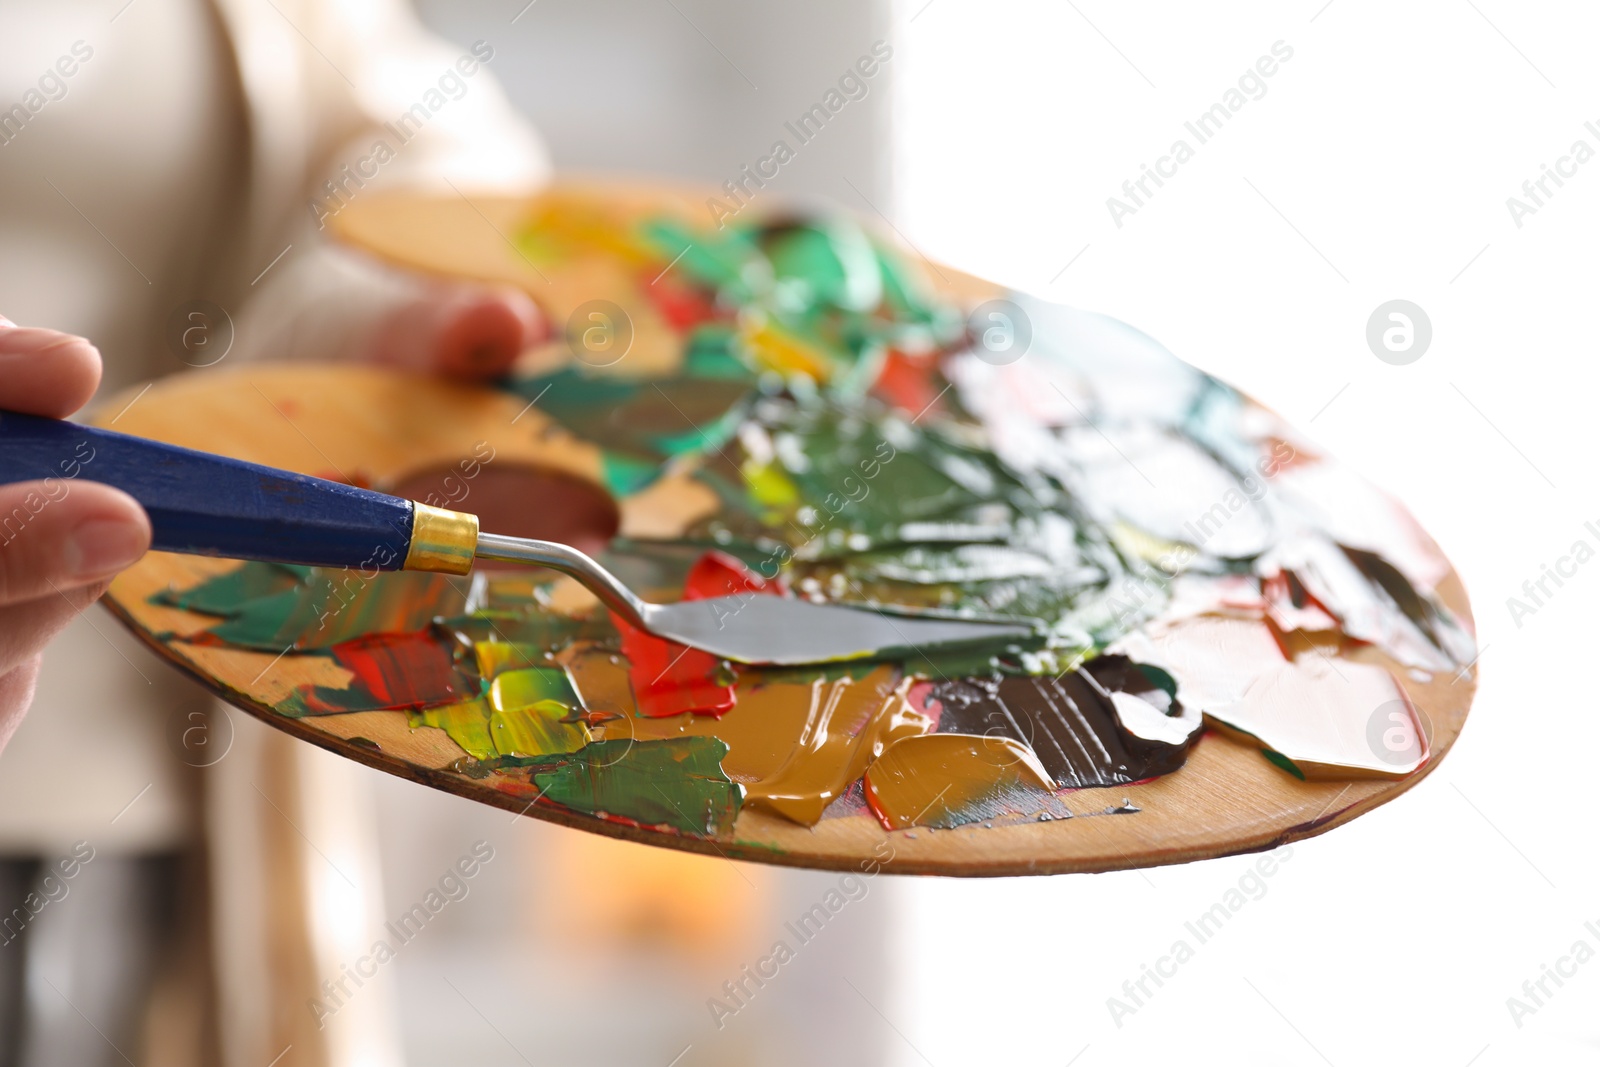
[223,1,550,368]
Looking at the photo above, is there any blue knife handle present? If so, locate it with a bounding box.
[0,410,414,571]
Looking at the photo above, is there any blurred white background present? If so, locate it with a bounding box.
[376,1,1596,1064]
[897,3,1598,1064]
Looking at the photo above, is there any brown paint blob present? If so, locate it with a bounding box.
[927,655,1200,789]
[387,462,619,560]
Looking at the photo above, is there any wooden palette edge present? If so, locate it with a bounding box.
[99,562,1475,878]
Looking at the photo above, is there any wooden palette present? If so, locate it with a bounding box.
[96,184,1477,876]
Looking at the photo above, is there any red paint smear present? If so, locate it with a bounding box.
[638,268,719,331]
[611,614,734,719]
[310,630,473,713]
[611,552,782,719]
[863,777,896,832]
[908,679,943,732]
[683,550,784,600]
[819,777,871,821]
[1261,571,1346,658]
[872,349,943,416]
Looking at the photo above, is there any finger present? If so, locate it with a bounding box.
[429,286,544,380]
[368,285,544,382]
[0,319,103,417]
[0,656,44,755]
[0,582,104,678]
[0,480,149,606]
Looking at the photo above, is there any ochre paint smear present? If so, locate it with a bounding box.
[558,644,641,725]
[532,737,742,836]
[605,663,931,826]
[741,668,929,825]
[864,733,1056,831]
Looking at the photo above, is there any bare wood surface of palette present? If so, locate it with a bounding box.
[95,185,1478,876]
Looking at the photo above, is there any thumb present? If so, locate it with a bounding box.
[0,480,151,606]
[368,284,544,381]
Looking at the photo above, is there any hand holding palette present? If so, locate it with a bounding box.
[92,182,1476,875]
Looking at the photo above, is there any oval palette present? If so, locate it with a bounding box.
[97,183,1477,876]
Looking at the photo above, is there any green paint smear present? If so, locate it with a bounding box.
[601,451,661,496]
[438,611,609,652]
[411,681,589,761]
[511,366,642,411]
[1260,749,1307,781]
[683,324,750,380]
[205,586,327,651]
[474,642,551,678]
[511,368,752,483]
[639,218,758,293]
[763,223,882,314]
[533,738,741,836]
[165,563,465,652]
[277,668,371,718]
[153,562,311,615]
[487,666,590,758]
[490,665,580,711]
[413,699,497,760]
[649,398,746,459]
[1135,663,1180,702]
[489,703,588,758]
